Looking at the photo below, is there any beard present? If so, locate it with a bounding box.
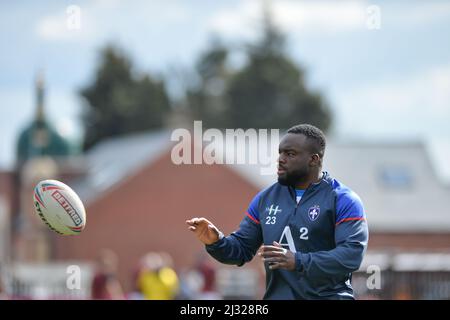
[277,167,309,187]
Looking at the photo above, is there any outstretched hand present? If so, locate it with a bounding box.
[259,241,296,271]
[186,217,222,245]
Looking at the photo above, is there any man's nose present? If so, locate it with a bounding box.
[278,155,286,164]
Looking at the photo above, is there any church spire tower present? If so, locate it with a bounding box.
[35,71,45,122]
[16,72,71,163]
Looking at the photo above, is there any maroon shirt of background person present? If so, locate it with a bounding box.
[91,272,115,299]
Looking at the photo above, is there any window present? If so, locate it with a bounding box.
[379,166,414,188]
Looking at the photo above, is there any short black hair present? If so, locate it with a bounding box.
[287,124,326,158]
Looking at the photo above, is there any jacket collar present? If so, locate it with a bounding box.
[286,171,330,199]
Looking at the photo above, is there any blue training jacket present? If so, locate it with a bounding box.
[205,171,369,300]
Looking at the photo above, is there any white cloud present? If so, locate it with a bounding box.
[91,0,123,10]
[36,13,69,40]
[272,1,366,33]
[393,2,450,26]
[427,67,450,114]
[35,1,191,43]
[208,1,261,40]
[35,5,97,42]
[332,64,450,185]
[208,0,368,39]
[334,64,450,137]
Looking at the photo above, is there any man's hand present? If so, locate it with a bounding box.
[186,217,223,245]
[259,241,296,271]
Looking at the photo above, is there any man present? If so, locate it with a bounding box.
[186,124,368,299]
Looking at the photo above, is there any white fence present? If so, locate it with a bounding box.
[3,262,94,299]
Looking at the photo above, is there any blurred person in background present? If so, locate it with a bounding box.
[0,275,8,300]
[128,263,145,300]
[137,252,179,300]
[91,249,125,300]
[177,267,203,300]
[192,253,221,299]
[187,124,369,300]
[394,282,412,300]
[178,253,222,300]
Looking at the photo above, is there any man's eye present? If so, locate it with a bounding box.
[288,152,295,157]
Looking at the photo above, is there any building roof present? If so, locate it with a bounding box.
[324,142,450,232]
[73,130,450,232]
[71,130,172,202]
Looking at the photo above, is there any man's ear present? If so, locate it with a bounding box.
[310,154,321,167]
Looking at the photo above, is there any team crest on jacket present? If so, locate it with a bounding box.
[308,205,320,221]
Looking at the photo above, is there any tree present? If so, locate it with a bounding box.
[226,9,331,130]
[80,45,171,150]
[186,7,332,132]
[185,39,231,128]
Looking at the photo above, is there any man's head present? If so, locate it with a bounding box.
[277,124,326,187]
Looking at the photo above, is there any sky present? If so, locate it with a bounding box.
[1,0,450,183]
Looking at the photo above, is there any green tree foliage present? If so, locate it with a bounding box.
[80,46,171,150]
[187,12,332,131]
[186,40,230,128]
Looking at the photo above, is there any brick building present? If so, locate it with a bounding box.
[2,122,450,298]
[54,131,265,293]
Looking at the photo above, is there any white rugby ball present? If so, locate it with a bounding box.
[33,179,86,235]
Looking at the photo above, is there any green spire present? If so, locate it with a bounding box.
[16,72,73,163]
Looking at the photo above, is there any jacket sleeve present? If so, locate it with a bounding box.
[206,216,263,266]
[205,193,263,266]
[295,190,369,278]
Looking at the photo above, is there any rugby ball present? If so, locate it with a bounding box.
[33,179,86,235]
